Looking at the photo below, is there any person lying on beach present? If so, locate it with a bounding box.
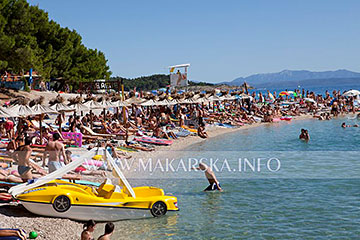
[81,220,96,240]
[98,222,115,240]
[0,168,24,183]
[197,123,208,138]
[193,163,222,192]
[65,150,106,177]
[0,229,26,240]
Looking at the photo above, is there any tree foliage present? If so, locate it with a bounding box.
[0,0,111,83]
[110,74,213,91]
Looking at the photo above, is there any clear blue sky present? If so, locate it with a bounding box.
[29,0,360,83]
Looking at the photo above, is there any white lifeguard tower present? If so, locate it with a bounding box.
[169,63,190,88]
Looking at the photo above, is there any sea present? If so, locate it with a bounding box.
[93,86,360,239]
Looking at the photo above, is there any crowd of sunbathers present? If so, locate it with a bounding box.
[0,88,358,183]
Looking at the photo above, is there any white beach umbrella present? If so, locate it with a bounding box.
[343,90,360,97]
[84,100,103,110]
[32,104,59,115]
[69,103,90,112]
[304,98,316,104]
[125,97,145,105]
[112,100,130,107]
[140,99,158,106]
[32,104,59,143]
[0,106,13,118]
[97,100,117,109]
[206,95,221,102]
[50,103,75,112]
[8,104,40,117]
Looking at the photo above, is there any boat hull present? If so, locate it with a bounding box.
[21,201,160,221]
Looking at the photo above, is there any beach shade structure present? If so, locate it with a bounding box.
[156,99,177,106]
[238,93,251,99]
[206,95,222,102]
[179,98,197,104]
[0,106,13,118]
[32,104,59,143]
[304,98,316,104]
[140,99,158,106]
[125,97,146,105]
[50,103,75,112]
[343,90,360,97]
[112,100,130,107]
[7,104,41,117]
[194,97,208,103]
[97,100,117,109]
[84,100,103,109]
[70,103,90,113]
[287,91,298,97]
[279,91,290,96]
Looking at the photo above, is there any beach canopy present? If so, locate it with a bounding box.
[8,104,40,117]
[0,106,13,118]
[140,99,158,106]
[279,91,290,96]
[96,100,116,109]
[50,103,74,112]
[343,90,360,97]
[32,104,59,115]
[206,95,222,102]
[69,103,90,112]
[304,98,316,104]
[125,97,145,105]
[84,100,103,110]
[111,100,130,107]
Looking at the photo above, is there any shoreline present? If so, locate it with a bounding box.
[127,114,315,174]
[0,113,328,240]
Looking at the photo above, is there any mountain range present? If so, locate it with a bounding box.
[221,69,360,88]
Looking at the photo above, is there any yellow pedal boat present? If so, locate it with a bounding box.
[10,148,179,221]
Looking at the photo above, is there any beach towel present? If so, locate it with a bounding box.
[61,132,83,147]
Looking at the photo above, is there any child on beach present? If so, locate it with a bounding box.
[98,222,115,240]
[81,220,96,240]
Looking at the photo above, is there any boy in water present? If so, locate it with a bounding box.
[194,163,222,191]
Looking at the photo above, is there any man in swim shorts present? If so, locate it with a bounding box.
[43,133,66,173]
[14,136,33,182]
[194,163,222,192]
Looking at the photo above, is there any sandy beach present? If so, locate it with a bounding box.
[0,114,314,240]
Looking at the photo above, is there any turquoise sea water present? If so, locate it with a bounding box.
[95,117,360,239]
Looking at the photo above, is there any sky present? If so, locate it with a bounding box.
[29,0,360,83]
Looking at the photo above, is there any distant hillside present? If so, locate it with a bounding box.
[256,77,360,89]
[110,74,212,91]
[222,69,360,87]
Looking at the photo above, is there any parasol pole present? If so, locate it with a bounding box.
[39,113,44,144]
[121,79,126,125]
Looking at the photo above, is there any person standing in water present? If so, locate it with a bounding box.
[299,129,310,141]
[194,163,222,191]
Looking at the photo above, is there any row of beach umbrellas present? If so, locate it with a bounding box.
[0,93,253,118]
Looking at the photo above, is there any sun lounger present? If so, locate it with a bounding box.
[82,126,115,138]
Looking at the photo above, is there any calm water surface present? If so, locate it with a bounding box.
[94,117,360,239]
